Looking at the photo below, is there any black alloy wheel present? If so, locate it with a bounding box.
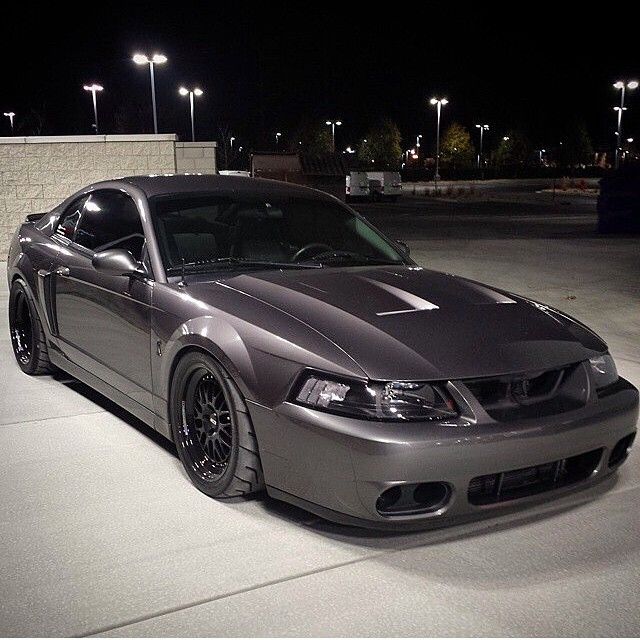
[10,287,33,366]
[170,351,264,498]
[8,280,53,375]
[183,367,234,481]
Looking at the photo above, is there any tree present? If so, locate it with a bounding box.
[362,119,402,167]
[356,138,374,165]
[556,120,594,168]
[291,120,333,154]
[440,122,475,169]
[492,130,533,168]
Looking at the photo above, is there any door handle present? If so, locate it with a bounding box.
[55,266,70,277]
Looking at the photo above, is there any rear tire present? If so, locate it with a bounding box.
[169,351,264,498]
[9,279,54,375]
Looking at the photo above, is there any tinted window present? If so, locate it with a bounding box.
[55,196,87,241]
[75,190,145,260]
[151,194,404,272]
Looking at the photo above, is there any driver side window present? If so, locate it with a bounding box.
[74,190,146,261]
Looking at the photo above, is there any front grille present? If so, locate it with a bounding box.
[468,448,602,505]
[463,362,589,421]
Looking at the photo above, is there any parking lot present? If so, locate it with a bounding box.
[1,193,639,636]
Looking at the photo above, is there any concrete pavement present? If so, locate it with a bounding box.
[1,204,639,636]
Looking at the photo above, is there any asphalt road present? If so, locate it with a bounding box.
[1,193,639,636]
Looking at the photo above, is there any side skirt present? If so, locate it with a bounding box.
[49,349,171,439]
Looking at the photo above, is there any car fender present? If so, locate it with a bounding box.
[160,315,257,404]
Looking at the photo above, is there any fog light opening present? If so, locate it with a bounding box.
[376,486,402,513]
[376,482,451,516]
[609,433,636,468]
[413,482,450,510]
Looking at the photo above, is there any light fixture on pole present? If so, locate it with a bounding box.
[275,132,282,148]
[133,53,168,134]
[83,84,103,134]
[475,124,489,171]
[230,136,236,149]
[3,111,15,133]
[538,148,546,164]
[325,120,342,152]
[179,86,203,142]
[613,80,638,169]
[416,134,422,147]
[429,98,448,186]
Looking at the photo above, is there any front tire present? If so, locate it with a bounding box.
[9,279,54,375]
[169,351,264,498]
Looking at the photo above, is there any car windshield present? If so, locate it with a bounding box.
[150,193,406,274]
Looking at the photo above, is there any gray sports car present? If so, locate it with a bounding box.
[7,174,638,529]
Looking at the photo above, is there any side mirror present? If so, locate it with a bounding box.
[92,249,146,278]
[396,240,410,257]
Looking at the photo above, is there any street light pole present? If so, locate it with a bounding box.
[133,53,168,134]
[429,98,448,189]
[83,84,103,134]
[3,111,15,133]
[325,120,342,152]
[179,87,203,142]
[613,80,638,169]
[475,124,489,172]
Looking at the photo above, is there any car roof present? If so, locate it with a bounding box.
[118,173,334,201]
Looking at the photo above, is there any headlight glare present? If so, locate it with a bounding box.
[589,353,618,388]
[293,372,458,421]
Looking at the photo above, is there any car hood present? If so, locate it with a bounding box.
[193,265,606,381]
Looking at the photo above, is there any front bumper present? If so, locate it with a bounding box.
[249,378,638,529]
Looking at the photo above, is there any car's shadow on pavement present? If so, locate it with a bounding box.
[53,372,178,457]
[54,371,623,551]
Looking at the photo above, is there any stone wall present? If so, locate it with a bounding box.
[174,142,218,173]
[0,134,217,254]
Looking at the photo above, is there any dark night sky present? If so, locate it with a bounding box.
[2,4,638,155]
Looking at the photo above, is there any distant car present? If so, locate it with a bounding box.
[597,165,640,233]
[7,174,638,529]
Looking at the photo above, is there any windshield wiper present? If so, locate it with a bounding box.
[167,256,322,275]
[305,251,404,266]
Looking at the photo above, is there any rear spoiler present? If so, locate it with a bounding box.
[26,212,47,222]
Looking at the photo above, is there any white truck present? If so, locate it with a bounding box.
[346,171,370,199]
[347,171,401,201]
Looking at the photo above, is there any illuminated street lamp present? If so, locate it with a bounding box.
[275,132,282,148]
[613,79,638,169]
[83,84,103,134]
[475,124,489,171]
[503,136,510,141]
[416,134,423,147]
[178,86,203,142]
[325,120,342,152]
[230,136,236,149]
[537,148,546,164]
[429,97,448,185]
[133,53,168,134]
[3,111,15,133]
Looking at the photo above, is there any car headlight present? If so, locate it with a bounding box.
[589,353,619,388]
[291,371,458,421]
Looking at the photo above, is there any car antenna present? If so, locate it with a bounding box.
[178,257,187,288]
